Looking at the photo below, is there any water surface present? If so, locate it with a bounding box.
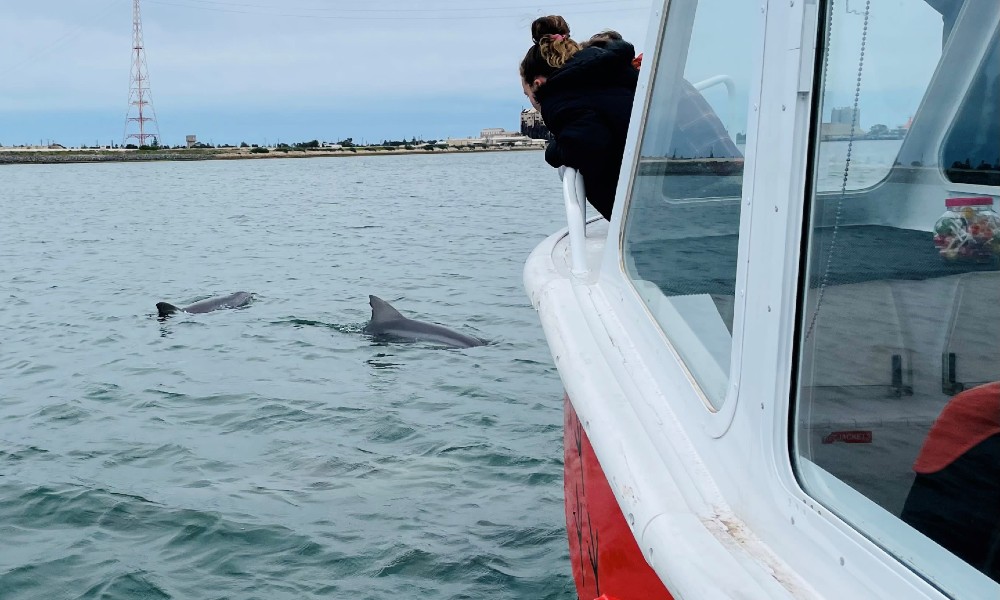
[0,151,572,599]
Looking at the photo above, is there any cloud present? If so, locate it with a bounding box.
[0,0,652,143]
[1,0,651,106]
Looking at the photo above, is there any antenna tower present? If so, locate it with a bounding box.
[123,0,160,147]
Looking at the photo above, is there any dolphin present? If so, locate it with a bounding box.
[363,295,486,348]
[156,291,254,318]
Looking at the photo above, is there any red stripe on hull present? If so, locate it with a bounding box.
[564,395,674,600]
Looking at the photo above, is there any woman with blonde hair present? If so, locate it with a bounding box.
[520,16,638,220]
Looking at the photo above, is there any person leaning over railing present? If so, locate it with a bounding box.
[587,29,741,161]
[519,15,638,220]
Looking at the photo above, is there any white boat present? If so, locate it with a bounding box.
[524,0,999,598]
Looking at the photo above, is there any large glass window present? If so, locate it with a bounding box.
[794,0,1000,595]
[942,34,1000,186]
[621,0,756,409]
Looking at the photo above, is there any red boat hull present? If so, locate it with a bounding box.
[564,395,674,600]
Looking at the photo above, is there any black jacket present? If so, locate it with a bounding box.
[534,44,638,220]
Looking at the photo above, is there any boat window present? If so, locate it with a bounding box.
[942,34,1000,186]
[620,0,755,410]
[794,0,1000,595]
[814,0,944,192]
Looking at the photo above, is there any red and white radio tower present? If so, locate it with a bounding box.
[123,0,160,147]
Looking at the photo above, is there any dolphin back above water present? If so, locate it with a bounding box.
[363,295,486,348]
[157,291,254,318]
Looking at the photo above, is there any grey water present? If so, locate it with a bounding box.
[0,151,572,600]
[816,138,904,191]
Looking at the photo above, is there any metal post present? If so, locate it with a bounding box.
[562,167,589,277]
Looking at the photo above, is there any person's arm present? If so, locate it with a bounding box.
[549,108,619,219]
[551,108,613,173]
[545,139,563,168]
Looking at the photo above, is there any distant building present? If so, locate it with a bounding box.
[447,131,543,148]
[447,137,487,148]
[891,116,913,138]
[820,107,864,140]
[186,134,197,148]
[831,106,861,127]
[520,108,551,140]
[479,128,530,145]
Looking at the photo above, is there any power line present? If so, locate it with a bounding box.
[0,0,120,79]
[146,0,641,12]
[141,0,649,20]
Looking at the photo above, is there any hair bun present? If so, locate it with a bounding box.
[531,15,570,43]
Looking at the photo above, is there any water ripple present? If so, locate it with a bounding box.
[0,153,572,599]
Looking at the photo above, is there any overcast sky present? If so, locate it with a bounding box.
[0,0,653,146]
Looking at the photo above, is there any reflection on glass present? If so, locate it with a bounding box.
[794,0,1000,590]
[621,0,753,409]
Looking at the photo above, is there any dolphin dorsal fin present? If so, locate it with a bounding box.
[156,302,180,317]
[369,295,406,324]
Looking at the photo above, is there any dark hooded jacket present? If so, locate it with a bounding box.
[534,43,639,220]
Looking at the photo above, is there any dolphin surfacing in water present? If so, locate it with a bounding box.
[363,295,486,348]
[157,291,254,318]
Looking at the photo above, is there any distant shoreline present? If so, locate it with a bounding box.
[0,145,544,165]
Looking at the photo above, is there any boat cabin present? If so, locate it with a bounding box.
[525,0,998,598]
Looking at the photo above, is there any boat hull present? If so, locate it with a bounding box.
[564,395,674,600]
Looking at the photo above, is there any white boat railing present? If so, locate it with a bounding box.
[561,167,589,277]
[693,74,737,137]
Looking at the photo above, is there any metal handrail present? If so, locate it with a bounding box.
[693,75,737,137]
[561,167,589,276]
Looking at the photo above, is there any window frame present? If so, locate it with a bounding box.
[615,0,757,426]
[789,1,1000,595]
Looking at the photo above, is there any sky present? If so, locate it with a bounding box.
[821,0,945,131]
[0,0,948,148]
[0,0,653,147]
